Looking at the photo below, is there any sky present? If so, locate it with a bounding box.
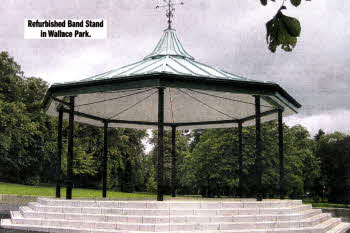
[1,0,349,139]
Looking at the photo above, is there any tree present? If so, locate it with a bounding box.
[148,129,191,195]
[0,51,147,191]
[284,125,320,198]
[180,122,320,199]
[0,52,57,185]
[0,52,24,102]
[328,137,350,203]
[314,129,325,141]
[188,129,239,197]
[315,132,347,202]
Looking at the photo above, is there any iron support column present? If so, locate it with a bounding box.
[56,108,63,198]
[103,121,108,198]
[278,109,284,199]
[66,96,75,200]
[171,126,177,197]
[238,121,243,198]
[255,96,263,201]
[157,88,165,201]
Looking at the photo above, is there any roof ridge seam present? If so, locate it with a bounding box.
[162,56,169,72]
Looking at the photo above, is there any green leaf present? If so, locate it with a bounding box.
[290,0,302,7]
[266,11,301,52]
[281,14,301,37]
[260,0,268,6]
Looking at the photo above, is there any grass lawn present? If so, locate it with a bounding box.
[302,198,350,209]
[1,182,350,208]
[303,201,350,209]
[0,182,156,199]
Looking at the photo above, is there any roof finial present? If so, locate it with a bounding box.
[156,0,184,29]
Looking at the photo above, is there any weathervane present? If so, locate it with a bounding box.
[156,0,184,29]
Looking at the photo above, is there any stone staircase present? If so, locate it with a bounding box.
[1,197,349,233]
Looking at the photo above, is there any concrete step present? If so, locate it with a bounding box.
[20,206,322,224]
[317,217,342,233]
[326,222,350,233]
[2,218,122,233]
[37,197,302,209]
[9,210,333,231]
[1,198,348,233]
[27,201,312,216]
[0,217,344,233]
[300,213,331,227]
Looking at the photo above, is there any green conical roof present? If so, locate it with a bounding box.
[144,29,194,60]
[78,29,250,82]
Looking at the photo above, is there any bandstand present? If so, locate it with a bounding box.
[3,2,350,232]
